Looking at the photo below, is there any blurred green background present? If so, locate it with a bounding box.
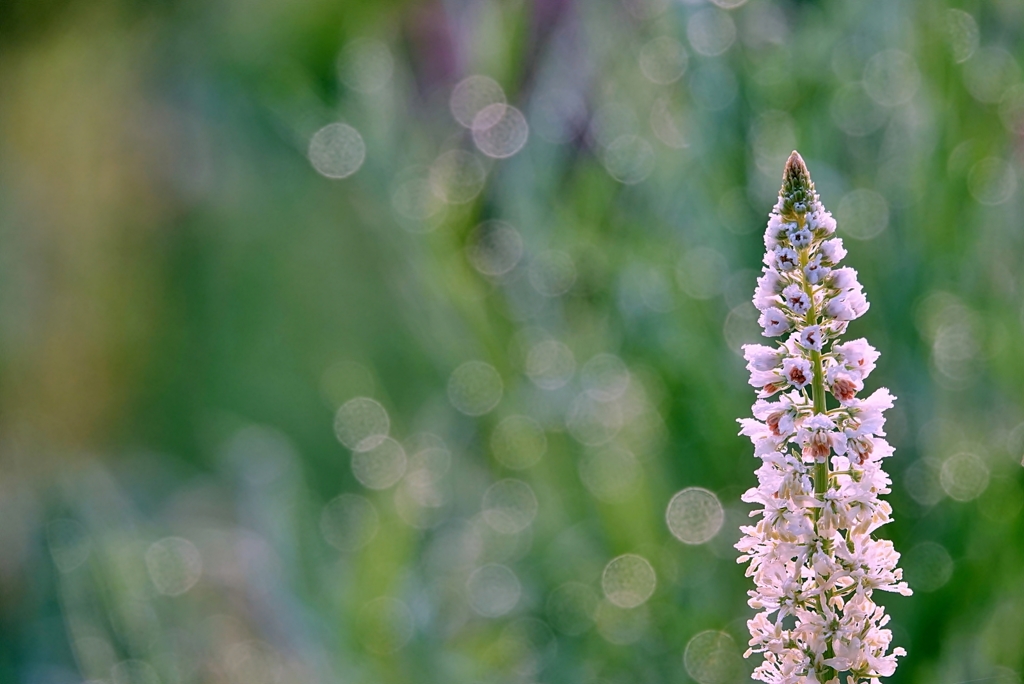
[1,0,1023,682]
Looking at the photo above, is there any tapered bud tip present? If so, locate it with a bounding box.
[783,150,810,187]
[779,150,816,215]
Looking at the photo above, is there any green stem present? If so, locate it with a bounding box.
[799,227,838,682]
[797,237,829,503]
[811,348,828,496]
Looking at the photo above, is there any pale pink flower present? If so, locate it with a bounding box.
[789,227,813,248]
[819,237,848,264]
[826,287,869,320]
[744,344,784,371]
[782,357,812,389]
[834,338,880,378]
[828,266,859,290]
[735,151,908,684]
[765,215,790,249]
[781,283,811,314]
[799,325,823,351]
[758,306,790,337]
[771,247,799,272]
[753,269,785,309]
[826,366,864,404]
[804,255,830,284]
[808,208,837,236]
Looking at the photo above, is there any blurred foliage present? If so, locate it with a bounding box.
[1,0,1023,683]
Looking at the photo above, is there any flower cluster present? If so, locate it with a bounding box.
[736,152,911,684]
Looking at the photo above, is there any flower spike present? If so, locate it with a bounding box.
[736,152,911,684]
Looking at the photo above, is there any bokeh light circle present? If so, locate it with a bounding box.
[405,433,451,483]
[581,353,630,401]
[639,37,688,85]
[939,452,990,501]
[963,48,1021,104]
[903,541,954,593]
[448,361,504,416]
[451,75,507,128]
[467,564,521,617]
[863,49,921,107]
[998,84,1024,135]
[482,479,539,534]
[308,123,366,179]
[567,392,623,446]
[429,150,487,204]
[472,104,530,159]
[968,158,1017,205]
[392,177,447,230]
[491,415,547,470]
[320,493,379,552]
[683,631,743,684]
[334,397,390,452]
[351,436,407,490]
[837,189,889,240]
[945,9,979,63]
[601,554,656,608]
[145,537,202,596]
[666,487,725,544]
[525,339,576,390]
[904,458,945,507]
[466,220,524,276]
[687,8,736,57]
[602,135,655,185]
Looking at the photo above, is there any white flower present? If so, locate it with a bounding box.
[758,306,790,337]
[737,151,908,684]
[826,288,869,321]
[819,237,848,264]
[772,247,799,272]
[748,369,786,397]
[743,344,784,371]
[845,388,895,438]
[754,269,786,309]
[829,266,859,290]
[739,417,787,456]
[834,338,880,378]
[808,208,837,236]
[782,357,812,389]
[827,366,863,404]
[797,413,843,461]
[799,325,823,351]
[752,393,801,436]
[781,284,810,314]
[789,227,813,248]
[804,255,830,284]
[765,215,790,249]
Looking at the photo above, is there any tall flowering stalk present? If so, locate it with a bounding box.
[736,152,911,683]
